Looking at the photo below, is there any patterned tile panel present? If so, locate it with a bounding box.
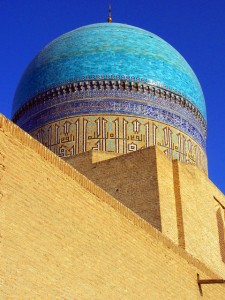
[16,90,206,150]
[31,115,207,173]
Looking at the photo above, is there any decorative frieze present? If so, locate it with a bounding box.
[31,115,207,173]
[12,77,207,172]
[12,78,207,133]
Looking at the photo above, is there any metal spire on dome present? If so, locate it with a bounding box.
[107,2,112,23]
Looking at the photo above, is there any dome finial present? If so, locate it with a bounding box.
[107,2,112,23]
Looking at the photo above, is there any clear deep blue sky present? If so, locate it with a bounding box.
[0,0,224,193]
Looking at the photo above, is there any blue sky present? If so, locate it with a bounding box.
[0,0,224,193]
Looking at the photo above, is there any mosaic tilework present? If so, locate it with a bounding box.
[16,88,206,150]
[12,23,206,118]
[13,80,206,133]
[31,115,207,173]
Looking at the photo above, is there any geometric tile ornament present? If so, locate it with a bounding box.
[12,23,207,173]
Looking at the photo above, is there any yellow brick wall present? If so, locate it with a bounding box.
[65,148,179,244]
[65,146,225,276]
[155,148,179,244]
[1,114,225,299]
[174,160,225,278]
[91,151,122,163]
[65,148,163,231]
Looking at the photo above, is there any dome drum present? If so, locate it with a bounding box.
[12,77,206,133]
[13,77,206,145]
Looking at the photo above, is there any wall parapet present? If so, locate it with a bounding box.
[0,113,221,279]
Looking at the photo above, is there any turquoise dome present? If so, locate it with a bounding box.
[12,23,206,119]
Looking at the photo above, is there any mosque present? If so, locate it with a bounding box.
[1,14,225,299]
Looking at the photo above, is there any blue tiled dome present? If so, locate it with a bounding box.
[12,23,206,119]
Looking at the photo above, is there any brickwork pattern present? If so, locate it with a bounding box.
[65,148,179,244]
[65,148,162,231]
[0,114,224,299]
[174,161,225,278]
[65,147,225,278]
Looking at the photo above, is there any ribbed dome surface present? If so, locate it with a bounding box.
[12,23,206,119]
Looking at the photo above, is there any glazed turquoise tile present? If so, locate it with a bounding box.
[12,23,206,120]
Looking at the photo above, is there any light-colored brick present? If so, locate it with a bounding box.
[0,114,225,299]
